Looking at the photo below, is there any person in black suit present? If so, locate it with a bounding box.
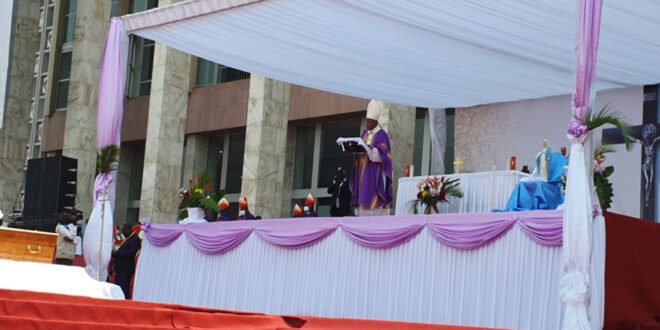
[112,223,141,299]
[327,167,353,217]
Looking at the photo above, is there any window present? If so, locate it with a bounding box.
[126,145,145,224]
[225,134,245,194]
[54,0,77,110]
[206,136,225,194]
[205,133,245,219]
[137,39,154,96]
[55,51,72,109]
[289,118,361,217]
[128,0,157,97]
[412,109,427,176]
[195,58,250,87]
[110,0,120,17]
[292,126,315,189]
[62,0,77,44]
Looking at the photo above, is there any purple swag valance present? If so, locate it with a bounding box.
[141,210,564,255]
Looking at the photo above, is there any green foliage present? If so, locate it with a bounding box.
[594,166,614,210]
[97,145,119,174]
[586,105,634,151]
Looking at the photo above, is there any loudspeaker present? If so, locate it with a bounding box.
[22,156,77,225]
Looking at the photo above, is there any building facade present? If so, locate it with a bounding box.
[1,0,649,225]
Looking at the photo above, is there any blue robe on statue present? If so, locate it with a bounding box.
[502,151,567,211]
[350,128,393,210]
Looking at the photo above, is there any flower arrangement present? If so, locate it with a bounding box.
[178,170,220,219]
[412,176,463,214]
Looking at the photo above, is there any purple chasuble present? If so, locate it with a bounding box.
[350,128,393,209]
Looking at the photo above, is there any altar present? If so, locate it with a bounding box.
[395,171,529,215]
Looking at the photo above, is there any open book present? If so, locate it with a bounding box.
[336,137,374,160]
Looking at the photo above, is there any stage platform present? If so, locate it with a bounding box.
[133,210,605,330]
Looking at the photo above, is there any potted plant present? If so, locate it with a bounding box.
[178,170,220,223]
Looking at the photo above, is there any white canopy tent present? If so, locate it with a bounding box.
[97,0,660,329]
[121,0,660,108]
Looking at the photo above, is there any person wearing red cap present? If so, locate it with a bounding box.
[301,193,317,218]
[237,197,256,220]
[216,197,232,221]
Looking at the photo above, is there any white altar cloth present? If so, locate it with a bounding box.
[395,171,529,215]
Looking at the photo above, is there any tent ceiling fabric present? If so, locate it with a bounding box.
[122,0,660,108]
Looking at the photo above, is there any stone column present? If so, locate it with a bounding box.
[241,75,290,219]
[379,103,416,212]
[0,0,40,214]
[181,135,209,185]
[138,33,191,223]
[62,0,110,219]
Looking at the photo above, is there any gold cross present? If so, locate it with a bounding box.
[453,157,463,174]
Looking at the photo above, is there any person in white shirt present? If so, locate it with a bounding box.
[55,213,78,265]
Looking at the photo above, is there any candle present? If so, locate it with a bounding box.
[510,156,517,171]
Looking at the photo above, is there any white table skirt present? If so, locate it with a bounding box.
[133,216,605,330]
[0,259,124,299]
[395,171,529,215]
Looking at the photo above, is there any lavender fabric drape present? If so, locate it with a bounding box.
[570,0,603,131]
[562,1,603,329]
[141,210,564,255]
[93,18,128,205]
[519,210,564,247]
[96,17,126,149]
[85,18,129,281]
[426,213,517,250]
[253,219,339,249]
[340,216,425,249]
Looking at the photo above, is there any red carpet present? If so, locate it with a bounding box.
[0,288,494,329]
[603,212,660,330]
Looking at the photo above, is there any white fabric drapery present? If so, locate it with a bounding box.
[134,219,605,330]
[120,0,660,108]
[395,171,528,215]
[0,259,124,299]
[83,199,114,281]
[428,108,446,174]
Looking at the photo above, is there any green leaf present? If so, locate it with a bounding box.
[586,105,634,151]
[97,145,119,174]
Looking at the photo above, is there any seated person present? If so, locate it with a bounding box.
[301,193,317,218]
[502,142,567,211]
[238,197,256,220]
[216,198,231,221]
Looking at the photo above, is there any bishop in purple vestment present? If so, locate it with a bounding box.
[350,100,393,216]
